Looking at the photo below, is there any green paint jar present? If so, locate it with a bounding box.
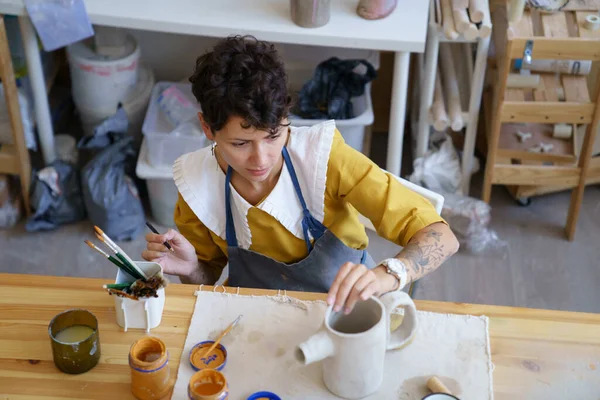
[48,309,101,374]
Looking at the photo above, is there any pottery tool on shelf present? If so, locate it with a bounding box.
[145,221,174,252]
[201,315,243,358]
[94,226,149,279]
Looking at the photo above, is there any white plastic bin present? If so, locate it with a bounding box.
[289,84,373,153]
[142,82,210,168]
[114,261,165,332]
[136,138,179,227]
[284,47,378,153]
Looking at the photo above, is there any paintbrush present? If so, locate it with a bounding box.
[202,315,243,358]
[94,233,144,280]
[103,283,132,291]
[94,226,149,280]
[145,221,175,252]
[84,240,133,273]
[106,288,139,301]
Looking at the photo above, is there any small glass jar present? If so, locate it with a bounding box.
[48,309,101,374]
[188,369,229,400]
[129,336,171,400]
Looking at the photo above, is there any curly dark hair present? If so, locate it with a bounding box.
[189,35,291,135]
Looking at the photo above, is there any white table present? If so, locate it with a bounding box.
[1,0,429,174]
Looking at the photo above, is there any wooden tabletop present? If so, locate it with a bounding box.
[1,273,600,399]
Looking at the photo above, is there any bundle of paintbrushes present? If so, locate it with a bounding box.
[85,226,167,300]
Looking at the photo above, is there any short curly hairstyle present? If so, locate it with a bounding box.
[189,35,291,135]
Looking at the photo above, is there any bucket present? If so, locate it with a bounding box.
[67,34,140,111]
[78,65,155,142]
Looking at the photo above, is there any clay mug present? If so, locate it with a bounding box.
[296,291,418,399]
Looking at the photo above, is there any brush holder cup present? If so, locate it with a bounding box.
[114,261,165,332]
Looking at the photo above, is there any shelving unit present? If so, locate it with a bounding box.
[0,15,30,216]
[413,0,492,195]
[482,6,600,241]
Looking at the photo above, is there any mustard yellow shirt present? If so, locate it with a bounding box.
[174,128,444,279]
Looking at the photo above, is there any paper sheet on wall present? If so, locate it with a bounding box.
[173,291,494,399]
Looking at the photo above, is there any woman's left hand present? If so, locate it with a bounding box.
[327,262,386,315]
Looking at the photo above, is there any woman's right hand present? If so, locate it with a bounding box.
[142,229,198,277]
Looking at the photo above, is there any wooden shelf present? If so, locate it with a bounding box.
[0,144,18,174]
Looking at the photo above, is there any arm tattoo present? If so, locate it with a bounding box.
[400,229,451,278]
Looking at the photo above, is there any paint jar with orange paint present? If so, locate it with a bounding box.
[188,369,229,400]
[129,336,172,400]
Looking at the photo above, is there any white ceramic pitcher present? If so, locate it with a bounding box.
[296,291,418,399]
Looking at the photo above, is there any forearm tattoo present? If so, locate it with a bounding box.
[400,228,453,280]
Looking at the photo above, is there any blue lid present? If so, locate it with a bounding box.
[247,391,281,400]
[515,58,523,70]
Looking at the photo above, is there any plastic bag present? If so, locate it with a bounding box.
[408,134,506,254]
[24,0,94,51]
[25,161,86,232]
[408,136,462,196]
[295,57,376,120]
[80,109,144,241]
[157,84,200,127]
[0,83,36,150]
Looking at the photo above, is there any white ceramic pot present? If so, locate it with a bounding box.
[296,291,418,399]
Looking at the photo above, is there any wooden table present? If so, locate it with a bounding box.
[1,273,600,399]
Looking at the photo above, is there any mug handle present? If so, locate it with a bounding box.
[379,291,418,351]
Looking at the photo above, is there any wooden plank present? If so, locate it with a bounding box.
[492,164,581,185]
[508,38,600,61]
[509,9,534,37]
[497,148,577,164]
[541,12,570,38]
[505,88,526,101]
[533,74,561,102]
[565,11,580,37]
[563,0,600,11]
[500,102,595,123]
[0,145,19,174]
[576,11,600,38]
[562,75,591,102]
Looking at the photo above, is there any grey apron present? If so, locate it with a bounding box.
[226,146,375,292]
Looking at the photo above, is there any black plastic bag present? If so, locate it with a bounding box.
[26,161,86,232]
[80,108,145,241]
[295,57,377,120]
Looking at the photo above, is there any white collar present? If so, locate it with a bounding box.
[173,120,336,249]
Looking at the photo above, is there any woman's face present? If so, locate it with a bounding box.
[200,114,288,183]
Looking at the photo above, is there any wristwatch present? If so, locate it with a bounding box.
[378,258,408,291]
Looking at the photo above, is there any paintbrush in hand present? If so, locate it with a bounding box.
[145,221,175,252]
[202,315,243,358]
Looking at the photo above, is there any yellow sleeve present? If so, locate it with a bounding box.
[326,130,445,247]
[174,193,228,280]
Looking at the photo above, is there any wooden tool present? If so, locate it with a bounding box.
[439,44,464,131]
[452,6,470,32]
[201,315,243,358]
[432,67,450,131]
[468,0,485,23]
[506,73,542,89]
[477,3,492,38]
[441,0,459,39]
[427,376,453,394]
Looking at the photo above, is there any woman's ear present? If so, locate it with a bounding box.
[198,112,215,141]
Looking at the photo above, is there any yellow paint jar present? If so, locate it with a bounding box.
[129,336,171,400]
[188,369,229,400]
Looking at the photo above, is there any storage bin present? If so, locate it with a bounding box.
[142,82,210,168]
[136,138,179,227]
[289,84,373,153]
[114,261,165,333]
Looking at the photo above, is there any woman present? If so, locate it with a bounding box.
[143,36,459,314]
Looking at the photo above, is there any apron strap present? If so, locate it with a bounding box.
[282,146,326,251]
[225,166,238,247]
